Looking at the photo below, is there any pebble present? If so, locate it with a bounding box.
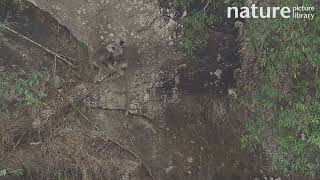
[182,10,187,18]
[214,69,222,79]
[216,54,223,63]
[228,89,237,97]
[165,166,175,174]
[54,75,62,89]
[143,93,150,102]
[301,133,306,141]
[186,157,193,163]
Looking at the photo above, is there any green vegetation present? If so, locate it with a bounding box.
[179,10,212,55]
[172,0,244,55]
[79,41,88,49]
[15,71,46,106]
[241,0,320,176]
[0,70,46,111]
[0,168,24,177]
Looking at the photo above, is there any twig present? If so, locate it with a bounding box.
[202,1,210,11]
[316,65,319,82]
[137,16,157,33]
[53,56,57,87]
[54,90,155,180]
[1,25,77,68]
[239,32,247,42]
[13,132,25,149]
[4,12,11,24]
[91,105,167,132]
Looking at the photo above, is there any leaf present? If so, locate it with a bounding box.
[12,169,24,176]
[0,169,7,177]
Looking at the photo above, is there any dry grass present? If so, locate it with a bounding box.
[0,89,147,180]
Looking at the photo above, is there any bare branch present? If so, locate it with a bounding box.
[1,25,77,68]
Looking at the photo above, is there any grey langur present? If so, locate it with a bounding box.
[93,38,128,76]
[93,38,130,115]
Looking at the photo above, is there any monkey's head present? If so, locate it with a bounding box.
[117,38,125,47]
[106,44,116,53]
[106,38,125,56]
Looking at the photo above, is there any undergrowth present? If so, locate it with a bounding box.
[0,168,24,177]
[171,0,244,55]
[0,70,46,111]
[240,0,320,177]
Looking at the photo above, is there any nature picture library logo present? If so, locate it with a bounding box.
[227,3,316,20]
